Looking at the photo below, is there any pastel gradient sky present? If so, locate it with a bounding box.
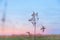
[0,0,60,35]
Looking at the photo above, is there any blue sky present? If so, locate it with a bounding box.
[0,0,60,35]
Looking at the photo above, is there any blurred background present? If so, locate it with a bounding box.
[0,0,60,35]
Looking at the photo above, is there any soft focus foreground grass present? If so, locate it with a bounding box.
[0,35,60,40]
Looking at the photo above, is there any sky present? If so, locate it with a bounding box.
[0,0,60,35]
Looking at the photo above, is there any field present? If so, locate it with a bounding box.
[0,35,60,40]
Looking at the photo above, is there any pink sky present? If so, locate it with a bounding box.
[0,25,49,35]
